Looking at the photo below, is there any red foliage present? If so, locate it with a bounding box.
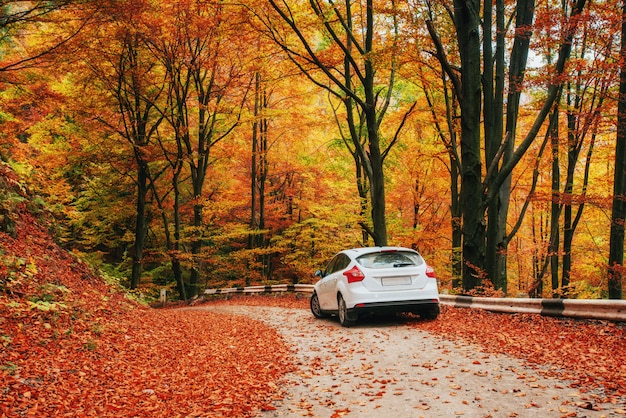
[416,306,626,403]
[0,173,293,416]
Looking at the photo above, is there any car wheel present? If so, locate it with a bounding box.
[310,292,326,318]
[338,294,357,327]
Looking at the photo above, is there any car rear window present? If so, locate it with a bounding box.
[356,251,424,269]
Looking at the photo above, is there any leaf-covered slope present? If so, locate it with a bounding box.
[0,164,293,416]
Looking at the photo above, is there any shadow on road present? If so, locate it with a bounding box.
[313,312,433,329]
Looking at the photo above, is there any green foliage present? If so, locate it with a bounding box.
[83,340,97,351]
[1,335,12,347]
[145,264,176,287]
[560,280,607,299]
[81,253,130,287]
[0,362,17,375]
[64,164,136,253]
[0,254,37,294]
[27,299,67,312]
[271,217,360,282]
[36,283,70,300]
[0,187,25,238]
[26,283,70,312]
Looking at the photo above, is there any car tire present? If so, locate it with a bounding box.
[310,292,326,318]
[338,294,357,327]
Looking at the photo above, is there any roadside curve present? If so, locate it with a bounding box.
[196,305,624,417]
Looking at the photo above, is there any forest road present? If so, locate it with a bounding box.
[198,304,621,418]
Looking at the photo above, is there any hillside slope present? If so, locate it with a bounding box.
[0,163,292,416]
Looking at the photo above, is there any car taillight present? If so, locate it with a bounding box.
[344,266,365,283]
[426,266,436,278]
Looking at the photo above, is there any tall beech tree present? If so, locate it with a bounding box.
[145,0,251,297]
[526,4,616,296]
[426,0,589,290]
[559,58,611,294]
[261,0,416,246]
[248,70,272,282]
[75,1,164,289]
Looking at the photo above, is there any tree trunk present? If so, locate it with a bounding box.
[366,108,387,247]
[608,2,626,300]
[549,108,561,297]
[488,0,535,293]
[249,72,270,283]
[189,178,204,298]
[454,0,484,290]
[484,0,507,291]
[562,108,578,294]
[364,0,387,247]
[451,159,462,287]
[130,159,149,289]
[172,171,185,300]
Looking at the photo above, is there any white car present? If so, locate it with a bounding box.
[310,246,440,326]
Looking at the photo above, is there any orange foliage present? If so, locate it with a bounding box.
[0,164,293,417]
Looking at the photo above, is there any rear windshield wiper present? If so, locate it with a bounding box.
[393,263,414,267]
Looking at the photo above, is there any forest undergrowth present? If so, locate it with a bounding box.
[1,163,625,416]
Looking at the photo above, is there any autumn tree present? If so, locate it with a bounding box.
[0,0,93,74]
[71,1,165,289]
[425,0,590,291]
[143,0,252,297]
[249,72,269,273]
[558,44,612,295]
[259,0,418,246]
[403,4,463,284]
[0,1,97,162]
[517,0,619,297]
[246,68,286,282]
[608,1,626,300]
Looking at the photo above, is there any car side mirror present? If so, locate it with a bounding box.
[314,269,324,278]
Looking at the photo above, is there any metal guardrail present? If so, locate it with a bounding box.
[204,283,315,295]
[203,284,626,322]
[440,295,626,322]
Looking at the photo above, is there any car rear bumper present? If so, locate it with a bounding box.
[350,300,440,315]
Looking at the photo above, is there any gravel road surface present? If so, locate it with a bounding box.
[199,305,623,418]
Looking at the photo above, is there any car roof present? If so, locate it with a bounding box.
[342,246,418,257]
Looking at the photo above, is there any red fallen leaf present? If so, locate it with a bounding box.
[261,404,277,411]
[331,407,351,417]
